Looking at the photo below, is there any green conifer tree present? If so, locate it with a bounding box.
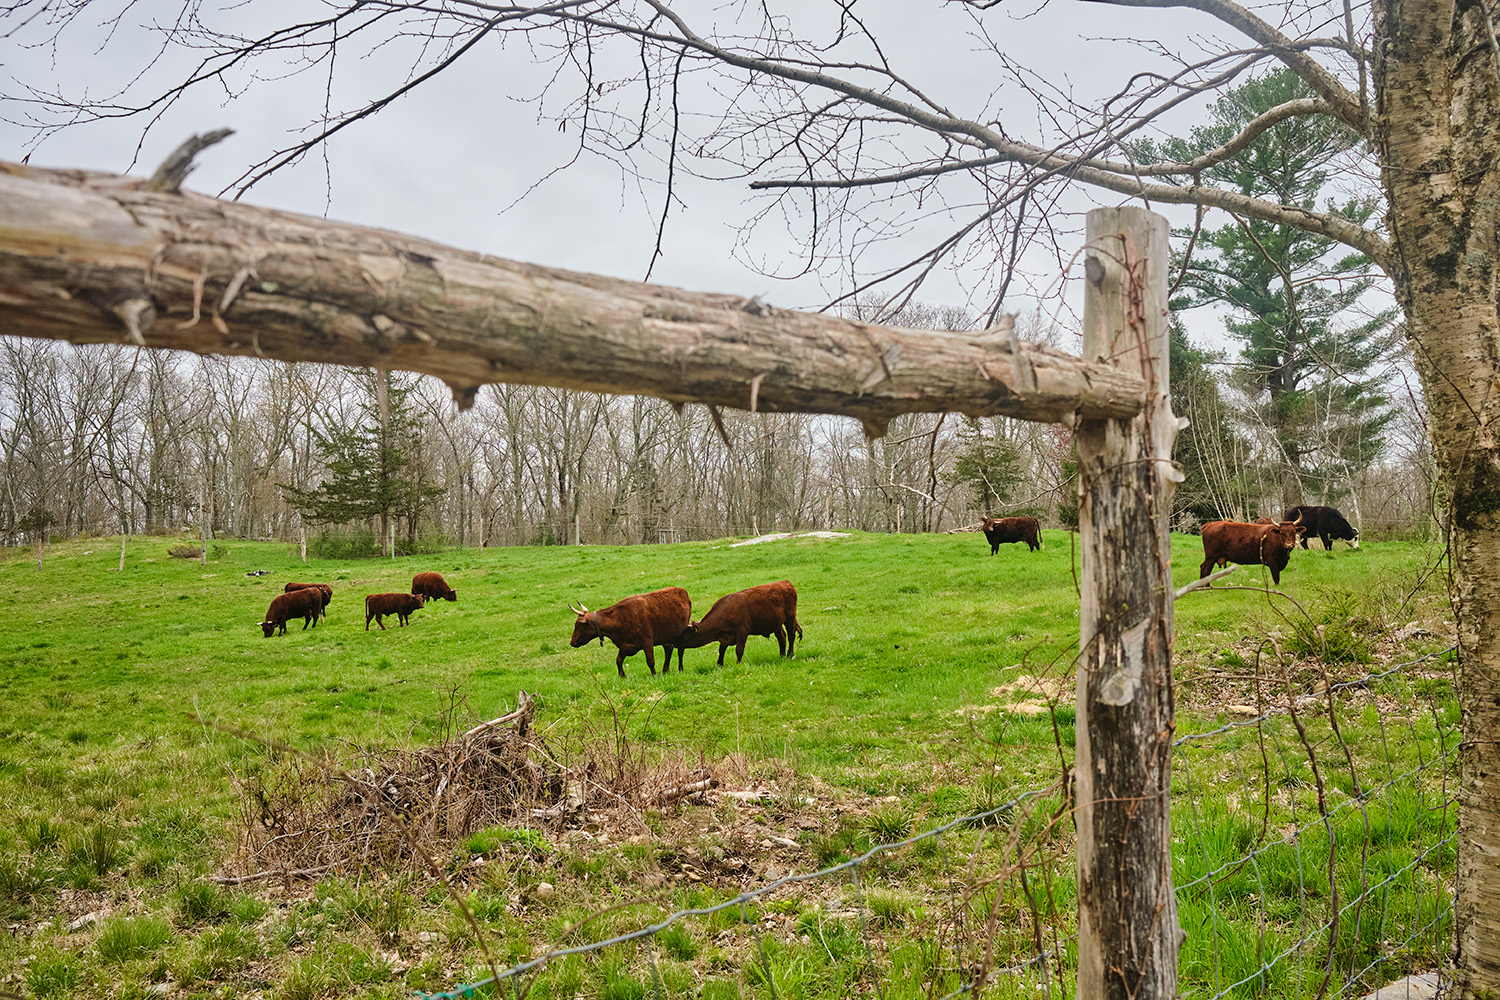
[1138,69,1397,509]
[282,370,444,556]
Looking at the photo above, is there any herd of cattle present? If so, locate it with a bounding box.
[257,570,459,637]
[255,504,1358,672]
[982,505,1359,587]
[257,570,805,680]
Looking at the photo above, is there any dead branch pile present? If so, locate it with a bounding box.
[223,691,564,883]
[218,690,721,885]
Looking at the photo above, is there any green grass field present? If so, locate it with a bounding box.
[0,530,1457,998]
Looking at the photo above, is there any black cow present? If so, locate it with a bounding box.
[284,582,333,620]
[981,516,1043,554]
[1283,505,1360,550]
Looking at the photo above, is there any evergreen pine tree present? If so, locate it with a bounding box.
[1137,69,1397,508]
[282,370,443,555]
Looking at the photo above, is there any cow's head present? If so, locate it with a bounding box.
[260,620,276,638]
[1261,515,1305,562]
[568,602,604,647]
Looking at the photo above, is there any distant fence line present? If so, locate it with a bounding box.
[1,512,1447,552]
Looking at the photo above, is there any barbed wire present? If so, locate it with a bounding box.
[412,643,1458,1000]
[1173,646,1456,748]
[415,787,1063,999]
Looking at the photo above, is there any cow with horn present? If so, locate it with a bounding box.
[568,587,693,678]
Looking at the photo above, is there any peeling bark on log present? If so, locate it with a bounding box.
[0,161,1144,434]
[1073,207,1181,1000]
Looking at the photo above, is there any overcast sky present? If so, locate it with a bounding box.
[0,2,1275,331]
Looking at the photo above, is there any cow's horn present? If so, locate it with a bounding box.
[567,601,583,614]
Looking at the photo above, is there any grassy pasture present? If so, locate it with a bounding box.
[0,530,1457,998]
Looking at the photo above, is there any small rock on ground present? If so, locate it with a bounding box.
[1360,973,1442,1000]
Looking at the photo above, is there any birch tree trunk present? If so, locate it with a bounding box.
[1373,1,1500,990]
[1073,207,1181,1000]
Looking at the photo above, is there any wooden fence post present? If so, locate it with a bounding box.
[1074,206,1182,1000]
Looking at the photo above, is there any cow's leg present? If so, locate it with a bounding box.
[376,614,387,630]
[644,644,657,676]
[716,643,728,667]
[1199,558,1213,579]
[615,648,628,678]
[786,623,797,657]
[735,635,748,663]
[774,625,787,656]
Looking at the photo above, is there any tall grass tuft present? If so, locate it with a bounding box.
[95,915,173,963]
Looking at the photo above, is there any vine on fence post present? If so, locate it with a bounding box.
[1073,206,1182,1000]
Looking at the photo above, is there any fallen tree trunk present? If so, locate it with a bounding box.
[0,160,1144,435]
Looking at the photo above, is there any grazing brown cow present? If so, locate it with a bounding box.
[1199,517,1306,585]
[284,582,333,619]
[981,516,1043,553]
[411,571,457,603]
[261,586,324,637]
[569,587,692,678]
[678,581,803,667]
[365,593,425,630]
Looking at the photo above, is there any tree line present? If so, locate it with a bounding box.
[0,308,1432,554]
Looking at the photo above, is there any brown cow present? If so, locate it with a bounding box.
[981,516,1043,553]
[1199,517,1306,585]
[365,593,425,630]
[569,587,692,678]
[284,582,333,619]
[678,581,803,667]
[260,586,324,637]
[411,571,457,603]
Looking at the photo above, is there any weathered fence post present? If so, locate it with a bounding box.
[1074,206,1181,1000]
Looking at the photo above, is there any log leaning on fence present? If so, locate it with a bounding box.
[0,161,1145,436]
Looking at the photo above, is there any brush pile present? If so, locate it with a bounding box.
[223,691,568,883]
[219,690,722,885]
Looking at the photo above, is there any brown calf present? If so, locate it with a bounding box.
[411,571,457,603]
[678,580,803,667]
[366,592,425,630]
[569,587,692,678]
[261,586,324,637]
